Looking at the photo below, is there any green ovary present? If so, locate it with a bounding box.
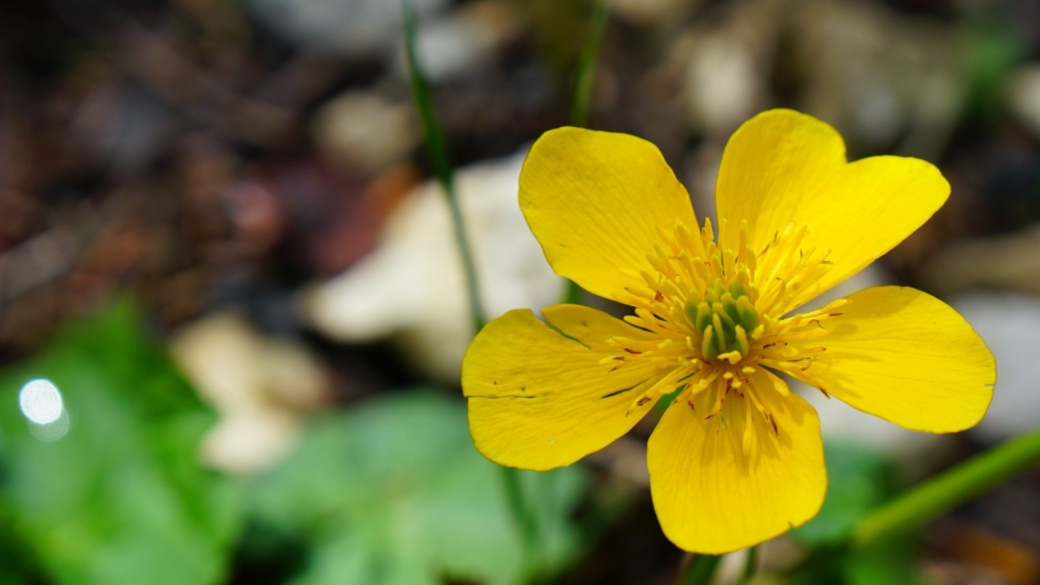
[684,281,760,362]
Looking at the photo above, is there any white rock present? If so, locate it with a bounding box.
[1008,65,1040,139]
[245,0,447,56]
[919,226,1040,296]
[312,90,418,174]
[673,0,781,138]
[792,0,962,157]
[302,149,565,382]
[171,313,329,474]
[202,411,301,476]
[391,0,526,83]
[683,33,766,136]
[951,291,1040,442]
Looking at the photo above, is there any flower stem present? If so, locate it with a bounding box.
[402,0,535,565]
[501,466,538,558]
[851,427,1040,549]
[569,0,609,128]
[562,0,609,306]
[402,0,485,333]
[736,546,757,585]
[675,554,721,585]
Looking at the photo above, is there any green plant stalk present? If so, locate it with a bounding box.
[568,0,609,128]
[676,554,721,585]
[851,426,1040,549]
[736,546,757,585]
[501,466,539,562]
[402,0,485,334]
[562,277,584,306]
[562,0,610,306]
[402,0,534,564]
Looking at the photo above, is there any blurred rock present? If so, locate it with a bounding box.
[245,0,447,56]
[610,0,697,26]
[1009,64,1040,140]
[682,139,724,220]
[253,158,405,277]
[585,436,650,487]
[672,0,963,158]
[223,180,286,253]
[673,0,780,138]
[171,312,330,474]
[920,226,1040,296]
[951,291,1040,442]
[926,519,1040,585]
[70,84,172,177]
[392,0,528,83]
[312,89,419,175]
[791,0,963,158]
[302,149,565,382]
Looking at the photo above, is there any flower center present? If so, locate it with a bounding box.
[684,280,761,362]
[606,218,845,437]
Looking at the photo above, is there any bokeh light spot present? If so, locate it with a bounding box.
[18,378,64,425]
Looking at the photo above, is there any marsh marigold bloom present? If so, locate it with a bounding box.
[461,110,995,553]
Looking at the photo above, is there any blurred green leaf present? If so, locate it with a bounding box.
[788,441,924,585]
[0,300,242,585]
[249,391,589,585]
[788,536,924,585]
[841,538,921,585]
[962,19,1024,119]
[792,441,898,546]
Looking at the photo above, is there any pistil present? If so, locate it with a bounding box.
[684,280,762,362]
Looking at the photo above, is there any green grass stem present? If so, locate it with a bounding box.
[402,0,485,333]
[676,554,721,585]
[851,427,1040,549]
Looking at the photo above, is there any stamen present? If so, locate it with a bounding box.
[611,218,841,448]
[701,326,717,361]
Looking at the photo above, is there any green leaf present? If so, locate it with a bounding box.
[249,391,589,585]
[787,441,926,585]
[792,441,898,546]
[0,300,242,585]
[788,537,926,585]
[842,538,923,585]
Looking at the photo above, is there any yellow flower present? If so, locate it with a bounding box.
[461,109,996,554]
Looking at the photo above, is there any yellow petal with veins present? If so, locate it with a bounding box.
[463,304,666,471]
[648,370,826,553]
[715,109,949,313]
[778,286,995,433]
[520,127,698,303]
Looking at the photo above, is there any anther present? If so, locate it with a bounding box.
[701,326,718,361]
[735,325,750,356]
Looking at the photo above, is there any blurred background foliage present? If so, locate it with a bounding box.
[1,0,1040,583]
[0,302,241,585]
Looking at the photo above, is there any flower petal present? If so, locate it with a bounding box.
[462,304,666,471]
[716,109,949,312]
[778,286,995,433]
[647,371,826,553]
[520,127,697,302]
